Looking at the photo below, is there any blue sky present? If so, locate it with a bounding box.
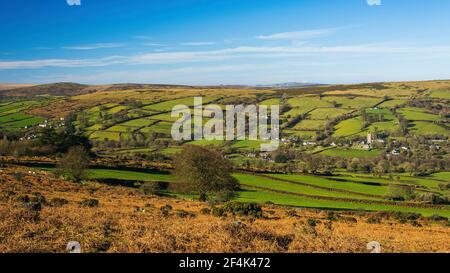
[1,0,450,85]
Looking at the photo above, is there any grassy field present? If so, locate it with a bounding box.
[431,172,450,181]
[237,188,449,217]
[320,148,381,158]
[324,96,382,109]
[334,117,363,136]
[293,119,328,130]
[410,121,447,135]
[0,99,49,131]
[86,169,174,182]
[308,108,352,120]
[398,107,442,121]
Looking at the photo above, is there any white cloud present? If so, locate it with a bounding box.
[256,28,336,40]
[62,43,124,50]
[180,42,216,46]
[367,0,382,6]
[2,43,450,70]
[143,43,164,47]
[66,0,81,6]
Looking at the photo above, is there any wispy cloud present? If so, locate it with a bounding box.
[367,0,382,6]
[66,0,81,6]
[62,43,124,50]
[2,43,450,69]
[143,42,165,47]
[180,42,216,46]
[256,28,337,40]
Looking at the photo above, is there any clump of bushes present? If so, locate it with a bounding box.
[326,211,338,221]
[175,209,195,218]
[385,185,416,201]
[414,192,449,205]
[391,212,421,223]
[80,199,99,207]
[139,182,164,196]
[222,202,263,218]
[160,204,172,216]
[51,198,69,207]
[306,218,317,227]
[427,214,448,222]
[367,211,422,224]
[200,208,211,215]
[366,215,381,224]
[15,194,30,203]
[285,210,298,218]
[211,207,225,217]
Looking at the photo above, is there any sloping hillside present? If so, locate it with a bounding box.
[0,165,448,253]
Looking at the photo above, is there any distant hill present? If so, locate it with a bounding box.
[0,82,197,97]
[0,83,37,91]
[256,82,325,88]
[0,82,89,97]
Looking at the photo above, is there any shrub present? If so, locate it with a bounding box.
[341,216,358,224]
[385,185,415,201]
[15,194,30,203]
[367,216,381,224]
[175,210,195,218]
[223,202,263,218]
[326,211,338,221]
[160,204,172,216]
[80,199,99,207]
[30,193,47,205]
[13,172,24,182]
[306,218,317,227]
[211,207,225,217]
[139,182,163,196]
[200,208,211,215]
[392,212,421,223]
[25,202,42,212]
[51,198,69,207]
[427,214,448,222]
[285,210,298,217]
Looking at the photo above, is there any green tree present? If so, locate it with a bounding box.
[173,145,239,202]
[57,146,89,182]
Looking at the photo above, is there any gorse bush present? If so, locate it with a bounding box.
[211,207,225,217]
[139,182,165,196]
[160,204,172,216]
[80,199,99,207]
[222,202,263,218]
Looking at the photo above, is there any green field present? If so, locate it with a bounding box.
[35,165,450,217]
[324,96,382,109]
[237,188,450,217]
[410,121,447,135]
[378,99,406,108]
[429,90,450,99]
[86,169,174,182]
[308,108,352,120]
[0,100,47,131]
[398,107,442,121]
[293,119,328,130]
[334,117,363,136]
[267,173,388,196]
[320,148,381,158]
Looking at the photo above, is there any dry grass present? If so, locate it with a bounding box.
[0,166,448,253]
